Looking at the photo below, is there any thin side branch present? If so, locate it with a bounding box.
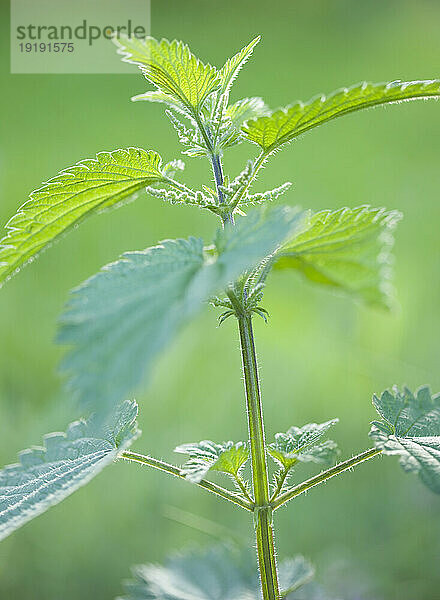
[269,467,290,503]
[120,451,253,511]
[233,473,254,504]
[272,447,382,510]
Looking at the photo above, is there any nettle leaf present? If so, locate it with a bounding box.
[58,205,303,414]
[269,420,339,469]
[242,79,440,153]
[279,556,315,596]
[131,90,184,113]
[218,97,269,149]
[174,440,249,484]
[226,97,269,128]
[114,36,219,115]
[0,148,168,287]
[369,386,440,493]
[218,36,260,96]
[275,206,401,309]
[0,400,139,541]
[118,544,318,600]
[214,205,304,278]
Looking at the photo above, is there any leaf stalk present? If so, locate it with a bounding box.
[121,451,253,511]
[272,447,382,510]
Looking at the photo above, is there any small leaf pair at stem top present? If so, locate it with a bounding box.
[0,32,439,600]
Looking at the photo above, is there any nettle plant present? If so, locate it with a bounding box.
[1,36,440,599]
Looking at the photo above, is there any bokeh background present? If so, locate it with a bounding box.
[1,1,439,598]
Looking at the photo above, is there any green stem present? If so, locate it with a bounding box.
[269,467,290,503]
[194,112,233,225]
[234,305,280,600]
[165,177,195,195]
[121,451,253,511]
[272,447,382,510]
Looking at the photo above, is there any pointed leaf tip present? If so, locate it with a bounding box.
[242,79,440,152]
[0,148,168,287]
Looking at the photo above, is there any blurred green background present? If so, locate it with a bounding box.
[1,0,439,598]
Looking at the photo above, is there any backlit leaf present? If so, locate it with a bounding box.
[219,97,269,149]
[242,79,440,152]
[269,420,339,469]
[226,97,269,128]
[0,400,139,541]
[131,90,185,113]
[174,440,249,483]
[218,37,261,96]
[274,205,401,309]
[114,36,220,114]
[369,386,440,493]
[0,148,167,286]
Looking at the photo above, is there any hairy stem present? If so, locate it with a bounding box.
[194,112,233,225]
[165,177,196,195]
[211,154,225,203]
[270,467,290,503]
[234,305,280,600]
[210,153,234,226]
[272,448,382,510]
[121,451,253,511]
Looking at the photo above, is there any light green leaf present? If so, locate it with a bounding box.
[217,97,269,149]
[226,97,269,128]
[58,205,304,414]
[274,205,402,309]
[130,90,184,113]
[0,148,168,287]
[269,420,339,469]
[369,386,440,493]
[174,440,249,484]
[114,36,219,114]
[117,544,317,600]
[0,400,139,541]
[218,36,260,96]
[242,79,440,153]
